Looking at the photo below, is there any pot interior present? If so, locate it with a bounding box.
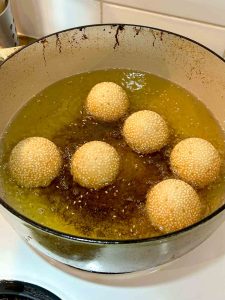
[0,24,225,233]
[1,25,225,133]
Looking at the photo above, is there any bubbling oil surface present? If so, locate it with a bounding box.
[0,69,225,240]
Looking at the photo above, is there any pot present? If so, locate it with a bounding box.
[0,24,225,274]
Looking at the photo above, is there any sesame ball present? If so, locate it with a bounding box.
[86,82,129,122]
[122,110,169,154]
[71,141,120,189]
[170,138,221,188]
[146,179,202,233]
[9,137,62,188]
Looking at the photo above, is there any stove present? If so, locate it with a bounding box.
[0,211,225,299]
[1,40,225,299]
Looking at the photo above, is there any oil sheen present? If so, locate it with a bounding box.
[0,69,225,240]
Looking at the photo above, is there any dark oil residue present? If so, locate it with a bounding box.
[0,69,225,240]
[48,114,171,239]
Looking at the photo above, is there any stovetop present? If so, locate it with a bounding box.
[1,38,225,299]
[0,212,225,300]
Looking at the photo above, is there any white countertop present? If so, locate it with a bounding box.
[0,212,225,300]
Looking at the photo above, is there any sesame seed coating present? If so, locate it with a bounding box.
[86,82,129,122]
[71,141,120,189]
[9,137,62,188]
[122,110,169,154]
[146,179,202,233]
[170,138,221,188]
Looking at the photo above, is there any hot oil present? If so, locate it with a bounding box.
[1,69,225,240]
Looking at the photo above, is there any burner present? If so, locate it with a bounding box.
[0,280,61,300]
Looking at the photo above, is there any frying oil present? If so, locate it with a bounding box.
[0,69,225,240]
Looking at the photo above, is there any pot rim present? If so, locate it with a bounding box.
[0,23,225,245]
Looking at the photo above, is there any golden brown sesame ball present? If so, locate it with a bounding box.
[86,82,129,122]
[71,141,120,189]
[122,110,169,154]
[170,138,221,188]
[146,179,202,233]
[9,137,62,188]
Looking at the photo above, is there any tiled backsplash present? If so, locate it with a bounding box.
[104,0,225,27]
[11,0,225,56]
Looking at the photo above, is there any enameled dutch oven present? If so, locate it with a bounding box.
[0,24,225,274]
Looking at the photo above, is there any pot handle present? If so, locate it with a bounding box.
[0,46,23,62]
